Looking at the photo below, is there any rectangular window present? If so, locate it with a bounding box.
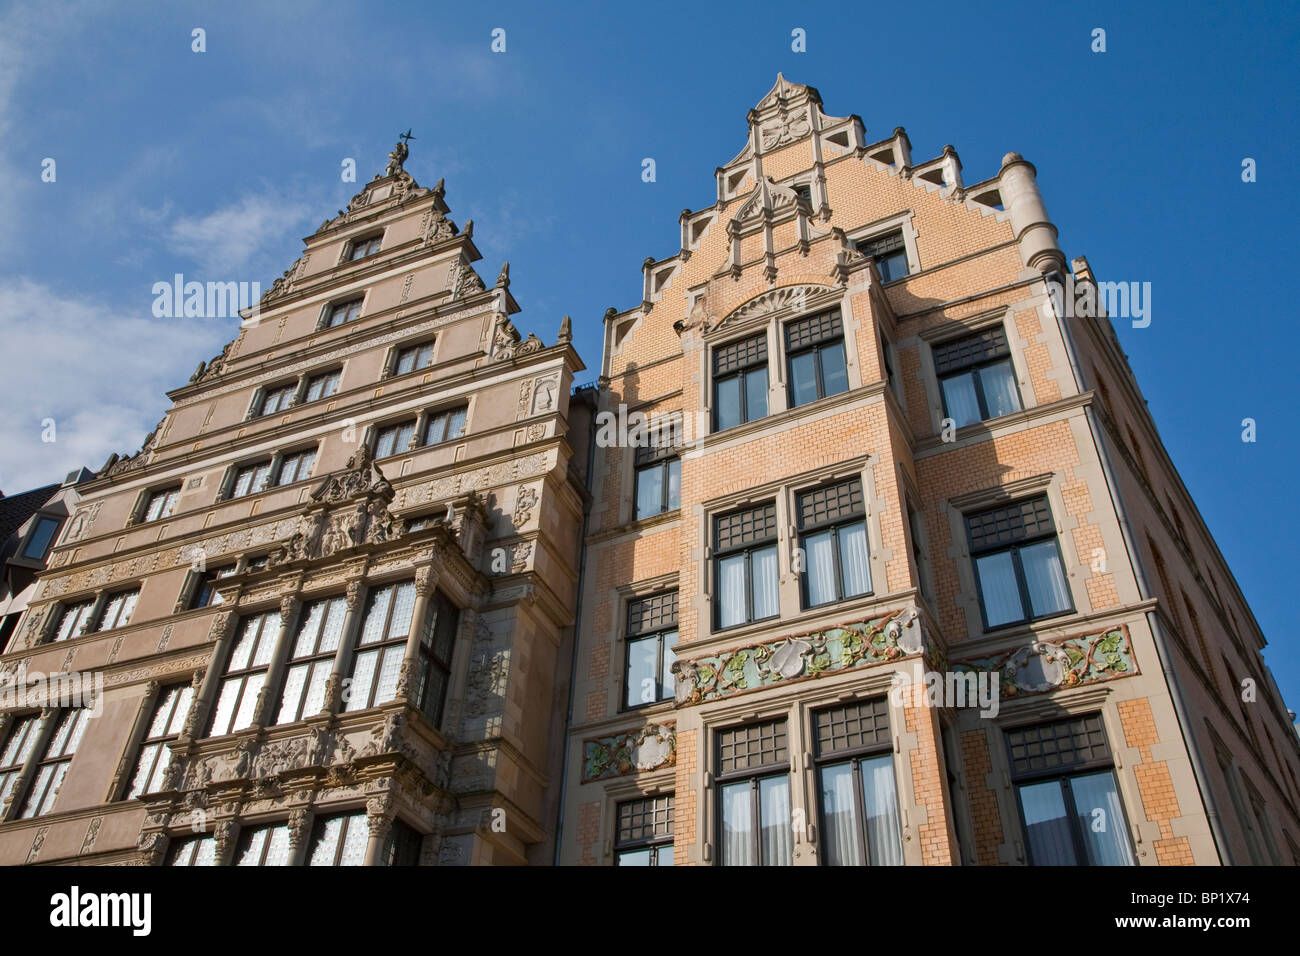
[21,709,90,818]
[786,310,848,408]
[191,565,236,609]
[308,812,370,866]
[258,383,297,416]
[814,698,903,866]
[966,496,1072,629]
[97,588,139,631]
[934,326,1022,428]
[347,233,383,261]
[324,297,364,328]
[423,406,467,447]
[52,599,96,642]
[394,341,435,376]
[346,581,417,712]
[303,369,341,403]
[235,823,293,866]
[713,334,769,431]
[0,715,42,811]
[169,835,218,866]
[1006,714,1135,866]
[229,461,273,499]
[414,592,459,728]
[856,230,909,282]
[634,420,682,519]
[379,820,423,866]
[208,610,281,737]
[276,448,317,486]
[276,596,347,725]
[713,503,780,630]
[128,684,194,798]
[717,719,792,866]
[22,516,62,560]
[142,487,180,522]
[797,479,871,607]
[624,591,678,708]
[615,795,674,866]
[374,419,417,458]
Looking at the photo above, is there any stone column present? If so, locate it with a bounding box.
[213,819,240,866]
[249,595,302,729]
[0,708,57,821]
[286,807,314,866]
[997,152,1066,275]
[363,792,397,866]
[322,578,368,715]
[180,610,238,742]
[395,562,440,709]
[105,680,161,801]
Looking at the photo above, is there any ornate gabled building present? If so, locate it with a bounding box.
[557,75,1300,866]
[0,140,590,865]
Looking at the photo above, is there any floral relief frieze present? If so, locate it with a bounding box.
[672,606,926,706]
[582,723,676,782]
[950,624,1138,698]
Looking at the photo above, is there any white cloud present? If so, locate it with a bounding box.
[167,192,314,276]
[0,278,232,493]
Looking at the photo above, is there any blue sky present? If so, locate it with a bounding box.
[1,0,1297,706]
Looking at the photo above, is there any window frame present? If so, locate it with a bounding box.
[344,232,384,262]
[614,794,675,866]
[811,698,903,867]
[257,381,298,417]
[140,486,181,523]
[127,683,194,799]
[712,502,781,631]
[422,405,468,448]
[275,446,318,487]
[275,595,348,726]
[711,332,770,432]
[965,495,1074,631]
[633,419,683,521]
[372,418,418,459]
[20,708,90,819]
[320,296,364,330]
[795,478,872,609]
[622,591,679,711]
[307,811,370,866]
[413,591,459,728]
[391,339,436,378]
[235,822,294,866]
[206,610,281,738]
[784,309,849,409]
[934,325,1023,428]
[302,368,342,403]
[345,580,417,713]
[0,714,43,813]
[714,718,792,867]
[225,459,274,500]
[855,228,910,283]
[19,514,63,562]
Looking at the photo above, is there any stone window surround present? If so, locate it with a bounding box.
[608,573,680,719]
[244,363,348,422]
[339,228,386,266]
[943,472,1088,643]
[214,440,323,504]
[699,289,863,440]
[916,308,1038,438]
[380,333,442,381]
[315,289,371,332]
[694,454,886,648]
[693,666,906,866]
[363,395,474,462]
[596,773,676,865]
[976,693,1141,866]
[39,583,144,646]
[842,210,921,283]
[616,408,683,529]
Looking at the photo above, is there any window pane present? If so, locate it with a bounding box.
[978,360,1021,419]
[626,635,659,707]
[232,673,264,732]
[339,816,368,865]
[1020,540,1072,618]
[821,342,848,397]
[635,464,665,519]
[804,530,836,606]
[23,517,59,559]
[745,367,768,420]
[425,412,448,445]
[308,817,342,866]
[617,848,651,866]
[789,351,818,407]
[878,249,908,282]
[346,650,378,711]
[750,545,779,620]
[860,754,903,865]
[446,407,466,440]
[941,372,981,428]
[277,666,308,725]
[1019,780,1078,865]
[837,522,872,597]
[759,775,793,866]
[975,551,1024,627]
[717,555,747,629]
[820,762,862,866]
[373,645,404,706]
[715,376,741,431]
[660,631,677,700]
[720,781,755,866]
[667,458,681,511]
[1071,771,1135,865]
[658,844,674,866]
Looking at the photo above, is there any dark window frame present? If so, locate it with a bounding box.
[321,297,364,329]
[414,591,459,728]
[965,495,1073,631]
[20,514,63,561]
[633,420,682,520]
[934,325,1023,426]
[392,340,436,377]
[622,591,679,710]
[712,502,780,631]
[141,486,181,523]
[373,418,418,459]
[302,368,342,403]
[714,718,791,866]
[614,794,675,866]
[811,697,901,867]
[796,478,871,609]
[423,405,468,447]
[345,232,384,262]
[785,309,849,408]
[855,229,909,283]
[712,333,769,431]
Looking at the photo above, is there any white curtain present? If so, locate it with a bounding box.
[1072,771,1135,865]
[979,361,1022,418]
[720,782,755,865]
[1019,781,1077,864]
[976,552,1024,626]
[750,545,779,619]
[1021,541,1072,616]
[718,555,747,628]
[759,776,793,866]
[821,763,862,865]
[805,531,837,606]
[838,523,872,597]
[861,755,904,865]
[941,373,981,427]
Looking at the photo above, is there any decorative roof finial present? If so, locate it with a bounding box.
[385,130,414,177]
[496,262,510,289]
[557,315,572,344]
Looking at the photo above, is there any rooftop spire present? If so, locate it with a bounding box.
[384,130,414,177]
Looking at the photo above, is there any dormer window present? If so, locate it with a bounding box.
[794,184,813,206]
[20,515,62,561]
[346,233,383,262]
[322,297,363,329]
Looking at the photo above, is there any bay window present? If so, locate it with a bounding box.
[797,478,871,607]
[785,310,848,408]
[713,334,768,431]
[717,719,792,866]
[814,698,903,866]
[935,326,1021,428]
[713,502,779,630]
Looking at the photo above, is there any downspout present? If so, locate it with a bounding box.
[552,385,598,864]
[1050,267,1231,865]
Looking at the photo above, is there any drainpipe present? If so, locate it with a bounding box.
[1051,263,1231,865]
[552,385,599,865]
